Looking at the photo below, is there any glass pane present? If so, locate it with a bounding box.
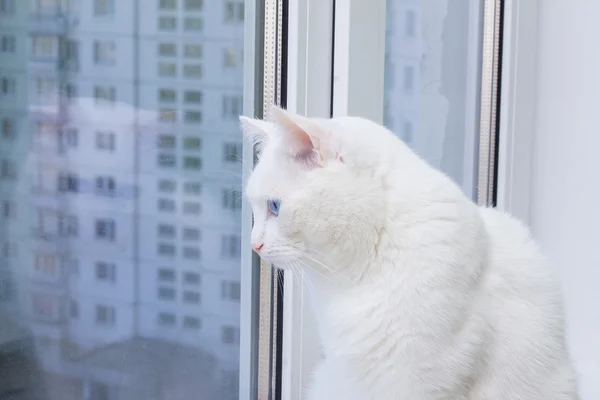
[0,0,245,399]
[384,0,483,199]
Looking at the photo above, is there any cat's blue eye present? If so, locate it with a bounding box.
[268,199,281,216]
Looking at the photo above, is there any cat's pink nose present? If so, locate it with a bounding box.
[252,242,264,253]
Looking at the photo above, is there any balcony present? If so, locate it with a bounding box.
[28,12,68,35]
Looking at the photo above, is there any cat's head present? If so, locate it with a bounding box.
[241,106,397,279]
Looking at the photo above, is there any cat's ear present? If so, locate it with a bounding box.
[269,105,340,166]
[239,116,273,150]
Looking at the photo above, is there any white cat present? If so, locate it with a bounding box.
[241,105,579,400]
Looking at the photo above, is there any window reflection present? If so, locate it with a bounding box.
[0,0,243,399]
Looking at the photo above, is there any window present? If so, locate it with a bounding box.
[158,198,176,211]
[184,44,202,58]
[93,41,115,65]
[0,0,15,15]
[158,43,177,57]
[32,35,55,58]
[158,62,177,77]
[158,312,175,326]
[183,64,202,78]
[405,9,416,38]
[32,294,54,318]
[182,202,201,214]
[0,159,15,179]
[95,262,116,283]
[223,47,239,68]
[183,181,201,195]
[183,291,200,304]
[224,1,244,22]
[157,243,176,256]
[184,110,202,123]
[63,83,77,99]
[184,17,203,31]
[183,316,200,329]
[35,77,56,100]
[1,35,15,53]
[58,215,78,237]
[96,176,116,196]
[94,0,114,16]
[158,89,177,103]
[182,227,200,241]
[1,77,15,95]
[158,134,176,148]
[221,281,241,301]
[94,85,116,103]
[184,90,202,104]
[402,120,413,144]
[182,247,200,259]
[158,16,177,30]
[96,131,115,151]
[158,179,176,193]
[222,189,242,210]
[159,108,176,123]
[222,95,243,120]
[158,287,176,300]
[95,305,116,326]
[158,223,176,238]
[60,128,78,149]
[223,142,241,163]
[158,268,176,282]
[2,200,14,219]
[184,0,202,10]
[183,272,200,284]
[159,0,176,9]
[183,137,201,150]
[95,219,115,240]
[183,157,202,170]
[58,173,79,193]
[221,326,239,345]
[221,235,241,259]
[69,300,78,319]
[158,153,176,167]
[1,118,14,139]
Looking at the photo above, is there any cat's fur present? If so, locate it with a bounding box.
[241,106,578,399]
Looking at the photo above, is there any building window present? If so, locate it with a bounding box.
[93,41,116,65]
[182,202,201,215]
[1,118,14,139]
[94,0,114,16]
[158,89,177,103]
[0,0,15,15]
[185,0,202,10]
[60,127,78,149]
[0,35,15,53]
[223,47,239,68]
[158,198,176,211]
[158,134,176,148]
[63,83,77,100]
[96,131,115,151]
[183,181,201,195]
[222,189,242,210]
[158,312,176,326]
[405,9,416,38]
[183,137,201,150]
[184,90,202,104]
[1,77,15,95]
[223,142,241,163]
[183,157,202,170]
[184,110,202,124]
[224,1,244,22]
[403,120,413,144]
[183,64,202,78]
[158,223,176,238]
[403,65,415,94]
[221,281,241,301]
[184,17,203,31]
[158,179,176,193]
[95,219,116,240]
[221,326,239,344]
[94,85,116,103]
[34,253,57,276]
[0,159,15,179]
[183,316,200,329]
[159,108,176,123]
[158,287,176,300]
[182,227,200,241]
[69,300,78,319]
[58,173,79,193]
[2,201,14,219]
[32,293,54,318]
[35,77,56,100]
[2,242,16,259]
[183,291,200,304]
[31,35,55,58]
[184,44,202,58]
[95,305,116,326]
[158,62,177,77]
[221,234,241,259]
[158,153,176,167]
[222,95,243,120]
[158,268,176,282]
[95,262,116,283]
[158,16,177,30]
[160,0,176,9]
[182,247,200,259]
[58,215,78,237]
[157,243,176,257]
[183,272,200,285]
[158,42,177,57]
[95,176,116,196]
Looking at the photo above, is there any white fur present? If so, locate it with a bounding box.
[241,106,579,399]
